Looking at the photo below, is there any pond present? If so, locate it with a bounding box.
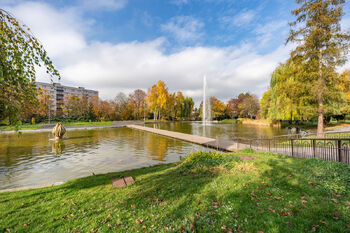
[0,127,212,190]
[146,122,289,140]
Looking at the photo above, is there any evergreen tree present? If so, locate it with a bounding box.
[287,0,350,137]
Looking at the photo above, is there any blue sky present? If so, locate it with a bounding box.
[1,0,349,102]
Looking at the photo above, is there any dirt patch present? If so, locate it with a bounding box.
[239,156,257,161]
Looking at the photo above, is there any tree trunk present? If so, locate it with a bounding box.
[317,48,324,138]
[317,100,324,138]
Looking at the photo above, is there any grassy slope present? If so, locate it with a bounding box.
[0,150,349,233]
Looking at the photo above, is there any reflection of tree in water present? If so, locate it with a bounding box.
[145,133,169,161]
[52,140,65,155]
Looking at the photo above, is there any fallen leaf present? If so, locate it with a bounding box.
[251,197,255,200]
[196,211,200,217]
[278,211,291,216]
[107,214,112,218]
[308,181,314,185]
[257,231,264,233]
[181,225,186,232]
[319,220,327,225]
[333,217,339,220]
[6,229,11,232]
[268,208,276,213]
[233,213,238,218]
[142,225,147,229]
[275,197,282,200]
[331,198,338,203]
[301,200,307,205]
[257,186,262,189]
[23,224,27,227]
[131,204,135,209]
[221,225,233,233]
[346,224,350,228]
[108,224,111,228]
[115,224,120,227]
[311,225,319,232]
[286,222,292,226]
[346,201,350,206]
[136,219,143,225]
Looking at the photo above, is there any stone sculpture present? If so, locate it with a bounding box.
[52,122,66,140]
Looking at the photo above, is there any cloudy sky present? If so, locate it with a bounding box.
[1,0,350,103]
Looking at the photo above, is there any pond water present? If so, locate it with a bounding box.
[0,127,212,190]
[147,122,289,140]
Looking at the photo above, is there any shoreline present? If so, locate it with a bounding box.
[0,120,144,134]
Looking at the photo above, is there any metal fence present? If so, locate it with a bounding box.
[234,137,350,165]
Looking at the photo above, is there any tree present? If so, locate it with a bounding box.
[115,92,131,120]
[128,89,147,120]
[287,0,350,137]
[0,9,59,129]
[175,91,185,119]
[227,93,260,119]
[183,97,194,119]
[146,81,169,120]
[210,96,226,120]
[240,95,260,119]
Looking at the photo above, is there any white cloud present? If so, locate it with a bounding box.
[2,1,294,103]
[161,16,204,42]
[7,2,88,58]
[171,0,189,6]
[221,9,256,28]
[78,0,127,11]
[254,20,288,47]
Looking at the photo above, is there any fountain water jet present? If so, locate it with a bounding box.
[202,76,211,125]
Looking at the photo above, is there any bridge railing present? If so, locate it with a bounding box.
[233,137,350,165]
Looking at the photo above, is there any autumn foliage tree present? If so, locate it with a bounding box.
[0,9,59,129]
[227,93,260,119]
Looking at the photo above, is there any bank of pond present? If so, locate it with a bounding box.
[0,150,349,232]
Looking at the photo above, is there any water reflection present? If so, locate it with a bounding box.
[0,127,212,190]
[52,140,65,155]
[148,122,288,140]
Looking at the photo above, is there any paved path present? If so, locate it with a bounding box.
[127,125,250,152]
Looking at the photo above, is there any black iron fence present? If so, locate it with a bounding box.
[234,137,350,165]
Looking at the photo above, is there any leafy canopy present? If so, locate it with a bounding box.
[0,9,60,129]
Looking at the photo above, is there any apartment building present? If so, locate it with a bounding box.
[36,82,98,116]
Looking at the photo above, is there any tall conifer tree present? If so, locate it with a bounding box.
[287,0,350,137]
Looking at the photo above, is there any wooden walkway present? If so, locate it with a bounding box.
[127,125,250,152]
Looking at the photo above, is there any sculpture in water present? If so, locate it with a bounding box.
[52,122,66,140]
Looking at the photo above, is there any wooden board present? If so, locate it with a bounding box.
[112,176,134,188]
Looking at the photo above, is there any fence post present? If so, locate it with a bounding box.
[291,139,294,157]
[249,139,252,149]
[268,139,271,152]
[312,139,316,158]
[337,140,341,162]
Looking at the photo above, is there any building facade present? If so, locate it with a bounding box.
[36,82,98,116]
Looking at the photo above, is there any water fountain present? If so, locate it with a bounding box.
[202,76,211,125]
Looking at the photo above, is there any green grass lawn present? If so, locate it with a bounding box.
[63,121,115,127]
[220,119,241,124]
[0,124,43,131]
[1,150,349,232]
